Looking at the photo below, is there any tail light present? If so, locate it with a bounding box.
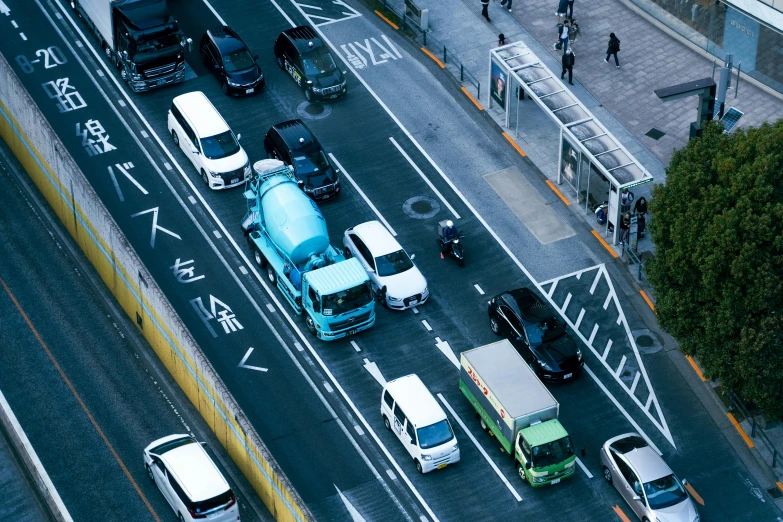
[187,508,207,519]
[225,494,237,510]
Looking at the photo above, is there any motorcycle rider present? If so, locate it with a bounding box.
[441,220,459,259]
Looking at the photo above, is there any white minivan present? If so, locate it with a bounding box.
[144,434,240,522]
[381,374,460,473]
[168,91,250,190]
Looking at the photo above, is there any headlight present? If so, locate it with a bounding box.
[536,359,554,371]
[207,169,219,177]
[451,443,459,452]
[577,348,583,360]
[423,287,428,295]
[422,455,432,461]
[132,73,143,81]
[532,476,547,483]
[227,77,240,86]
[388,295,402,302]
[303,187,314,193]
[312,86,323,93]
[243,163,251,173]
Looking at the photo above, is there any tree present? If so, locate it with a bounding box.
[647,120,783,417]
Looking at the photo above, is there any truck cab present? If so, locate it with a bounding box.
[514,420,576,487]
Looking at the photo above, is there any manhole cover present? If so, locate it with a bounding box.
[645,128,666,140]
[632,329,663,354]
[402,196,440,220]
[766,486,783,499]
[296,101,332,120]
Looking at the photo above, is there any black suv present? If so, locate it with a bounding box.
[263,120,340,201]
[488,288,583,381]
[200,26,264,96]
[273,26,346,102]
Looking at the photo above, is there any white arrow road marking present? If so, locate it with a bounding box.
[238,348,267,372]
[0,1,10,15]
[335,485,367,522]
[435,337,460,369]
[363,358,386,387]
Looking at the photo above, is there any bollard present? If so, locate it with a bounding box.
[477,82,480,100]
[460,64,464,82]
[773,449,777,468]
[443,47,447,64]
[423,31,427,46]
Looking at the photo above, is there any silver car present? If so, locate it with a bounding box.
[600,433,699,522]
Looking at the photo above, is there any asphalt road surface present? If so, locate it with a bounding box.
[0,0,780,520]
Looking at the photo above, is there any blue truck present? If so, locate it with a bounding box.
[241,159,375,340]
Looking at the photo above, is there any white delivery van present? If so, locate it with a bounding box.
[380,374,460,473]
[168,91,250,190]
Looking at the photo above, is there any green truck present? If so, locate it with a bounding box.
[460,340,577,486]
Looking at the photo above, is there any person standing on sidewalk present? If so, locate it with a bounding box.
[497,33,506,46]
[605,33,621,68]
[561,49,575,85]
[557,21,570,54]
[556,0,568,23]
[500,0,512,11]
[567,0,575,19]
[481,0,491,21]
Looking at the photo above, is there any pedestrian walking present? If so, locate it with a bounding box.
[557,20,569,54]
[605,32,621,68]
[567,0,574,19]
[634,196,648,238]
[497,33,506,46]
[561,49,575,85]
[500,0,512,11]
[481,0,491,21]
[556,0,568,23]
[619,213,631,245]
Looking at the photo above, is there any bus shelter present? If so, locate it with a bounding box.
[488,42,653,245]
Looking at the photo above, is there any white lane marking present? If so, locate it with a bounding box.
[389,137,460,220]
[50,7,415,522]
[422,320,432,331]
[266,303,276,313]
[117,99,126,107]
[238,347,268,372]
[213,230,221,239]
[602,340,612,360]
[630,372,641,394]
[0,0,10,15]
[590,269,601,294]
[615,355,627,377]
[437,394,522,502]
[239,266,248,275]
[329,153,397,236]
[351,340,361,352]
[299,3,323,9]
[386,469,396,480]
[381,34,403,59]
[324,381,334,393]
[420,517,428,522]
[411,306,419,314]
[140,130,149,138]
[434,337,459,369]
[547,279,558,297]
[19,32,27,40]
[165,162,173,171]
[474,284,485,295]
[603,292,612,310]
[363,358,386,387]
[584,365,661,455]
[575,457,593,478]
[74,39,82,47]
[187,195,196,204]
[574,308,585,330]
[587,324,599,345]
[561,292,572,313]
[645,394,653,411]
[96,69,104,77]
[336,485,367,522]
[354,425,364,436]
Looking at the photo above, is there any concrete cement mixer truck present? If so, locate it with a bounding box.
[241,160,376,340]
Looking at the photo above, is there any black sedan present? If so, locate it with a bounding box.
[200,26,264,96]
[488,288,583,381]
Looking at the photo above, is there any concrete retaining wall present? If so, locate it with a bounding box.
[0,52,312,522]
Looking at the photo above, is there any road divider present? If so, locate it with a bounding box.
[685,355,707,382]
[461,87,483,110]
[374,10,399,30]
[502,132,526,157]
[420,47,445,68]
[592,230,619,259]
[0,52,310,522]
[545,180,571,206]
[727,413,755,448]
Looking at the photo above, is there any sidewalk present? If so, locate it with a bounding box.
[409,0,783,495]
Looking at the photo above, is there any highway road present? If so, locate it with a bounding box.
[0,423,51,522]
[0,139,269,521]
[0,0,781,520]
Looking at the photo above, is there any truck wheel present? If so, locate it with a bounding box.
[490,315,501,335]
[383,416,391,431]
[517,466,527,482]
[253,249,267,268]
[602,466,612,484]
[305,314,316,335]
[267,266,277,285]
[414,460,423,474]
[171,130,179,146]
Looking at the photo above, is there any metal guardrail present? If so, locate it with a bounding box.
[372,0,481,99]
[730,391,779,470]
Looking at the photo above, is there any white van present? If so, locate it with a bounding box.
[380,374,460,473]
[143,434,239,522]
[168,91,250,190]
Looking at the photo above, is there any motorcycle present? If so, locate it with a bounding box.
[437,221,465,267]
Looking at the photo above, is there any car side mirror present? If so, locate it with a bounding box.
[236,133,242,141]
[187,37,193,52]
[681,478,688,485]
[525,461,531,470]
[410,253,416,260]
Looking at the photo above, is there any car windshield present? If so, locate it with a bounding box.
[321,283,372,316]
[200,131,240,160]
[132,33,181,54]
[643,474,689,510]
[538,317,566,342]
[531,436,574,468]
[302,50,337,76]
[293,152,330,176]
[375,250,414,277]
[223,49,255,72]
[417,420,454,449]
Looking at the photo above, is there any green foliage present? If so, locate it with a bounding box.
[647,120,783,416]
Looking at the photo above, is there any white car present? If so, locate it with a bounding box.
[343,221,428,310]
[144,434,240,522]
[167,91,250,190]
[600,433,699,522]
